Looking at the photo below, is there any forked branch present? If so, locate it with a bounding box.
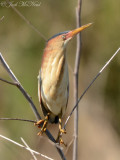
[64,48,120,129]
[0,134,53,160]
[0,52,66,160]
[0,52,41,121]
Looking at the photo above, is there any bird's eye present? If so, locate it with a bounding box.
[62,35,66,40]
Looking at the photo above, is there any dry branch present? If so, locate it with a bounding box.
[0,16,4,22]
[73,0,82,159]
[6,0,47,41]
[21,137,38,160]
[0,117,36,123]
[0,52,66,160]
[0,134,53,160]
[64,48,120,128]
[0,52,41,121]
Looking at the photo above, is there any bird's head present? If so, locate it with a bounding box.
[47,23,92,50]
[42,23,92,69]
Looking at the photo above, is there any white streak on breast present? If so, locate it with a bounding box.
[41,51,69,116]
[51,56,57,79]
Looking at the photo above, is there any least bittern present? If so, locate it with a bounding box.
[35,23,92,145]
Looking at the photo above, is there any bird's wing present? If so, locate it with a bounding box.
[38,70,49,116]
[38,70,42,103]
[66,82,69,108]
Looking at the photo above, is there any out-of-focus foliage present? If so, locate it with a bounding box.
[0,0,120,159]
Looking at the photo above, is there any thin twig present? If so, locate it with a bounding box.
[0,16,4,22]
[38,136,63,150]
[1,2,66,158]
[0,134,54,160]
[0,77,18,86]
[64,48,120,128]
[6,0,47,41]
[73,0,82,160]
[0,52,66,160]
[65,138,74,156]
[0,2,67,159]
[0,52,41,121]
[0,117,63,151]
[0,118,36,123]
[21,137,37,160]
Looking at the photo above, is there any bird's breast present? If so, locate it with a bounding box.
[41,50,69,116]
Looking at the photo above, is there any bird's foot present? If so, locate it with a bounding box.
[37,120,48,136]
[59,138,67,147]
[34,114,49,136]
[56,125,67,146]
[55,118,67,146]
[56,133,67,147]
[60,128,66,134]
[34,119,44,128]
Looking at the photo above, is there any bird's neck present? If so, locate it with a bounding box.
[42,47,66,78]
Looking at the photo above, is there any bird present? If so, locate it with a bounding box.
[35,23,92,145]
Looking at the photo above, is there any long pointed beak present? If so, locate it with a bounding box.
[67,23,92,39]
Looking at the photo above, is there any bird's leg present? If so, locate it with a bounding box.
[59,118,66,134]
[56,118,67,146]
[34,113,50,136]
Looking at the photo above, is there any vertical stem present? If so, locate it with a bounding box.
[73,0,82,160]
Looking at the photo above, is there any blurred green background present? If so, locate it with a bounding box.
[0,0,120,159]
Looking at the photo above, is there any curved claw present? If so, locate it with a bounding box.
[56,136,67,147]
[60,128,66,134]
[34,119,44,128]
[59,138,67,147]
[35,113,49,135]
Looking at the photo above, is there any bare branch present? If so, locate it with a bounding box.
[65,138,74,156]
[21,137,38,160]
[0,118,36,123]
[0,77,17,86]
[64,48,120,128]
[1,2,68,159]
[0,16,4,22]
[0,134,54,160]
[73,0,82,159]
[0,52,41,121]
[38,136,63,150]
[0,119,64,156]
[6,0,47,41]
[0,52,66,160]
